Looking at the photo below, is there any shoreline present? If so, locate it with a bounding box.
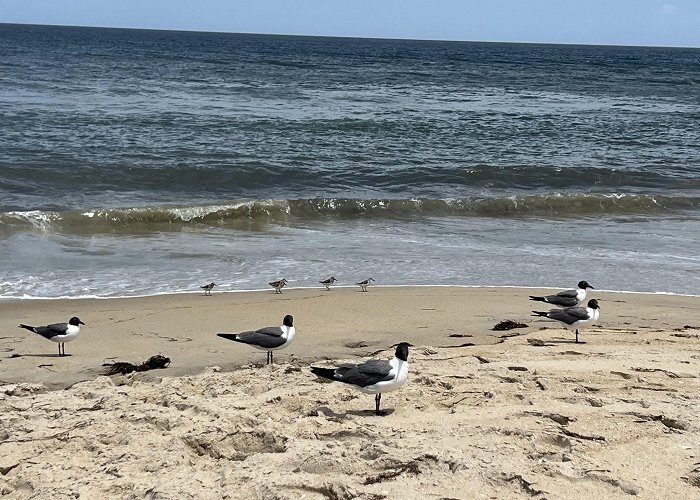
[2,284,699,303]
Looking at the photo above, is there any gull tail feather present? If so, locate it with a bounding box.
[216,333,240,342]
[310,367,337,381]
[18,324,37,333]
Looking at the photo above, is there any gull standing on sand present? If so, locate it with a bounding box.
[529,280,594,307]
[201,282,217,296]
[217,314,295,365]
[319,276,337,291]
[356,277,375,292]
[269,278,287,294]
[310,342,412,415]
[18,316,85,356]
[532,299,600,343]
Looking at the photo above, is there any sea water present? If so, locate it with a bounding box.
[0,24,698,297]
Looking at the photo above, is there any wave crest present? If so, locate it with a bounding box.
[1,194,697,235]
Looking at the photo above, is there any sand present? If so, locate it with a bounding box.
[1,286,699,499]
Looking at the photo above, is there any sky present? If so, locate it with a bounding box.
[2,0,699,48]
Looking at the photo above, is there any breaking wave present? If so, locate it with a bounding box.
[1,194,698,235]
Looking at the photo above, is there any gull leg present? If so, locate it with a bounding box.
[375,393,381,415]
[575,329,579,343]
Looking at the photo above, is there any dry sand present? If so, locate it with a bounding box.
[1,286,699,499]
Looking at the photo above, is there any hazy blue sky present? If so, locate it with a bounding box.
[2,0,699,47]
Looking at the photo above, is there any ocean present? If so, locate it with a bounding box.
[1,23,699,298]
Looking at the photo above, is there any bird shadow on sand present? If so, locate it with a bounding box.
[347,408,396,417]
[316,405,396,419]
[9,353,73,358]
[547,338,588,345]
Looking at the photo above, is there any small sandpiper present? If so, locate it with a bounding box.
[201,282,217,296]
[356,277,375,292]
[319,276,337,291]
[269,278,288,294]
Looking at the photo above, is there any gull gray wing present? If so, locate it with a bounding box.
[35,323,69,339]
[334,359,394,387]
[543,294,579,307]
[253,326,284,337]
[234,327,286,349]
[547,307,590,325]
[555,289,578,299]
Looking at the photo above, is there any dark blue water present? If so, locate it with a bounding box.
[1,24,699,297]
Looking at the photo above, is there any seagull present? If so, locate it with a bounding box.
[319,276,337,291]
[310,342,413,415]
[529,280,594,307]
[217,314,295,365]
[356,277,375,292]
[18,316,85,356]
[269,278,288,294]
[201,282,217,296]
[532,299,600,343]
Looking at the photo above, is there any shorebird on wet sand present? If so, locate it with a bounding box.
[310,342,412,415]
[529,280,594,308]
[356,277,375,292]
[201,282,217,296]
[532,298,600,343]
[319,276,337,291]
[217,314,295,365]
[269,278,288,294]
[19,316,86,356]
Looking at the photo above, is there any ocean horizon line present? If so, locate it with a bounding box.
[2,22,700,50]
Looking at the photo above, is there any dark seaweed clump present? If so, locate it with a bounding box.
[103,354,171,375]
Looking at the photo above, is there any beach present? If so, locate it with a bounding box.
[1,286,699,499]
[1,23,699,500]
